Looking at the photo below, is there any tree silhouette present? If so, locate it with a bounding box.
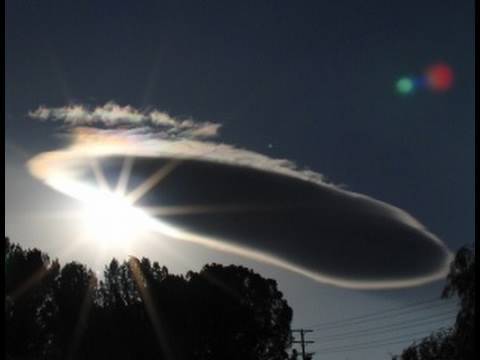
[51,262,97,359]
[5,237,60,359]
[442,245,475,359]
[186,263,293,359]
[4,238,293,360]
[393,245,475,360]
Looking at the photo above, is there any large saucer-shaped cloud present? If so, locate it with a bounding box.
[27,133,452,289]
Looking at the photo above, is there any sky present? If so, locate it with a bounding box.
[5,1,475,359]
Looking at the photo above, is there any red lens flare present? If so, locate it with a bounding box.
[426,63,454,92]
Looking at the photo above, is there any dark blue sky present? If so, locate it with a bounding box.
[6,1,474,359]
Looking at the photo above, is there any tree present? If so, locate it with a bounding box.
[5,237,60,359]
[49,262,97,359]
[393,245,475,360]
[5,239,294,360]
[442,245,475,359]
[186,263,293,360]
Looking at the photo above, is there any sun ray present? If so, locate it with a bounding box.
[142,202,303,217]
[66,276,96,360]
[128,257,174,360]
[126,160,180,205]
[143,203,262,216]
[90,159,111,192]
[115,156,134,196]
[64,225,130,359]
[7,266,50,302]
[7,238,85,302]
[68,230,126,354]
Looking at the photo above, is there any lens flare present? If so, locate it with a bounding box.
[426,63,454,92]
[396,77,414,94]
[395,63,454,95]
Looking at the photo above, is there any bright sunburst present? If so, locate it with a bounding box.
[80,190,153,250]
[45,156,169,253]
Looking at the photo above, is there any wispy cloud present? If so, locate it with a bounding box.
[28,102,221,139]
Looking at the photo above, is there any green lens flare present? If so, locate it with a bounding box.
[396,78,414,94]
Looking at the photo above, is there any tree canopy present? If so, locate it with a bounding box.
[5,237,474,360]
[4,238,293,360]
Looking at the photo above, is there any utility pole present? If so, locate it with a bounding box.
[292,329,315,360]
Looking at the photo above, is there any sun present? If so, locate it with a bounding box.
[36,156,179,254]
[80,190,154,250]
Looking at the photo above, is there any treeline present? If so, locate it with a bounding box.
[5,238,293,360]
[4,238,475,360]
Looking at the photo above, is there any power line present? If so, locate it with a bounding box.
[316,317,454,345]
[314,338,419,356]
[308,298,455,330]
[308,298,454,330]
[313,328,444,355]
[314,317,454,348]
[297,297,457,358]
[311,309,456,342]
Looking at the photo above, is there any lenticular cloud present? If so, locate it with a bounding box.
[27,107,453,289]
